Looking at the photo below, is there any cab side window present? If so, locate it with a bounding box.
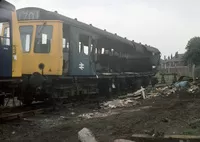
[0,22,10,46]
[19,26,33,52]
[34,25,53,53]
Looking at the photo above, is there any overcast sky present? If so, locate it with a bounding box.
[7,0,200,58]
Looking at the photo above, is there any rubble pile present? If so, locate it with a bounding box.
[78,111,119,119]
[78,128,135,142]
[187,85,200,93]
[155,86,177,96]
[78,128,98,142]
[102,98,139,109]
[148,80,200,98]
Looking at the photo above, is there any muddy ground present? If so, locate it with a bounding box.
[1,92,200,142]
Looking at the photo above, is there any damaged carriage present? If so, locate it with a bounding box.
[16,7,160,104]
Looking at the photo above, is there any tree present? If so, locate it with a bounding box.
[175,51,178,58]
[184,37,200,65]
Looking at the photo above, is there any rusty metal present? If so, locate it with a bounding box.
[132,134,200,142]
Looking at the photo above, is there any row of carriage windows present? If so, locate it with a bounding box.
[18,25,124,57]
[3,25,136,58]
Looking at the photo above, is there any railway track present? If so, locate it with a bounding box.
[0,102,52,122]
[0,95,105,122]
[0,90,131,122]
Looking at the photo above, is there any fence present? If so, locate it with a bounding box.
[160,66,193,77]
[158,65,195,84]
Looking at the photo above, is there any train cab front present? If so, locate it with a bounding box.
[0,1,22,105]
[0,1,22,79]
[0,1,15,79]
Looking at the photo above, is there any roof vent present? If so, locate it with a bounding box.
[74,18,78,21]
[132,40,134,42]
[89,24,92,26]
[54,11,58,13]
[124,37,127,39]
[104,29,106,31]
[115,33,117,35]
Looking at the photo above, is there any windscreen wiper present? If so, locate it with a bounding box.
[37,21,47,37]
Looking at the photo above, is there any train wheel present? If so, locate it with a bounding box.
[98,79,110,98]
[21,88,34,105]
[51,90,64,110]
[135,79,142,90]
[142,77,150,88]
[0,94,5,106]
[22,98,33,105]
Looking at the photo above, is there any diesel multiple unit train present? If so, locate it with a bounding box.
[0,0,160,105]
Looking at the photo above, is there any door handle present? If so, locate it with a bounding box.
[13,55,17,60]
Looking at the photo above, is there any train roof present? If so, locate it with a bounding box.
[145,45,160,54]
[17,7,160,54]
[0,0,15,11]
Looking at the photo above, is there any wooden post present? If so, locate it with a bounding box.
[192,64,195,81]
[161,74,166,84]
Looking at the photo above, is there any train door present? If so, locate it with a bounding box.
[69,27,96,76]
[0,16,12,78]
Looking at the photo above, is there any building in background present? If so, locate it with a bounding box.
[160,52,192,77]
[161,53,185,69]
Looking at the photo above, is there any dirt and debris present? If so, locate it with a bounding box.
[78,128,98,142]
[100,87,147,110]
[78,111,119,119]
[114,139,135,142]
[102,98,139,109]
[147,80,200,98]
[187,85,200,93]
[1,83,200,142]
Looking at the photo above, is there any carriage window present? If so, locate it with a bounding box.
[19,26,33,52]
[34,25,53,53]
[95,48,97,54]
[79,42,82,53]
[25,35,30,51]
[79,34,89,55]
[4,27,10,46]
[91,44,93,52]
[101,48,105,54]
[84,46,89,55]
[42,34,47,44]
[63,38,69,52]
[0,22,11,46]
[109,48,114,56]
[63,38,66,48]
